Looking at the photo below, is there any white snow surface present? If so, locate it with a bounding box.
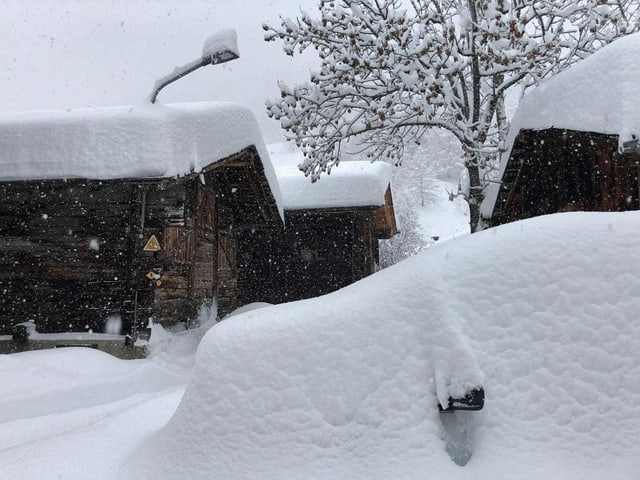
[418,179,471,245]
[482,33,640,217]
[0,348,183,425]
[1,211,639,479]
[122,211,640,480]
[0,101,284,218]
[269,142,392,209]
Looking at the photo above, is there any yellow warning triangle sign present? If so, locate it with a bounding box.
[143,234,161,252]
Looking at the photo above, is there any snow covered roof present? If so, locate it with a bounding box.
[0,101,283,218]
[481,32,640,218]
[510,33,640,142]
[268,142,392,210]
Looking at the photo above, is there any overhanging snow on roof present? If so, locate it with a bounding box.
[481,32,640,219]
[268,142,392,211]
[0,101,284,219]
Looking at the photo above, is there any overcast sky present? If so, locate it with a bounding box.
[1,0,318,143]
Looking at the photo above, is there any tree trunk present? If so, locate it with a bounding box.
[466,0,482,233]
[466,152,483,233]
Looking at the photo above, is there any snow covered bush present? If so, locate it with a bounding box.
[378,194,426,268]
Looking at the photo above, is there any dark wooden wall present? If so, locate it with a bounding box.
[491,128,640,226]
[0,147,284,334]
[265,209,378,303]
[0,176,218,335]
[203,150,283,316]
[0,179,149,334]
[142,177,202,327]
[1,144,390,334]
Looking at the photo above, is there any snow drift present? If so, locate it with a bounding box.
[129,211,640,479]
[0,348,183,426]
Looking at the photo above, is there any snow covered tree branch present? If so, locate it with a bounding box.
[264,0,640,231]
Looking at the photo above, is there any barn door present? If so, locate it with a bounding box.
[216,228,237,315]
[189,185,217,319]
[162,226,195,263]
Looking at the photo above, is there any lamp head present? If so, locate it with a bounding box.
[201,29,240,66]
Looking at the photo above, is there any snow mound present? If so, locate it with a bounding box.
[130,211,640,479]
[0,347,183,424]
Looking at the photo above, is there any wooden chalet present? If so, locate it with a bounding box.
[483,33,640,227]
[268,143,397,302]
[0,103,284,338]
[0,106,397,341]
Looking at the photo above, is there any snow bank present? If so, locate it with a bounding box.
[482,32,640,217]
[0,101,283,218]
[130,211,640,479]
[269,142,392,209]
[0,347,183,424]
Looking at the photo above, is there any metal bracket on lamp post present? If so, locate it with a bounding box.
[148,29,240,104]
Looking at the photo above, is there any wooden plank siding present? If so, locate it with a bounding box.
[490,128,640,227]
[373,186,398,239]
[1,142,394,336]
[0,180,147,333]
[266,208,379,303]
[0,146,283,335]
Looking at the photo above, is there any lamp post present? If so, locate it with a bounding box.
[149,29,240,104]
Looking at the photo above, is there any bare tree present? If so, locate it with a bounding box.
[264,0,640,231]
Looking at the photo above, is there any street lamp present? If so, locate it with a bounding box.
[148,29,240,104]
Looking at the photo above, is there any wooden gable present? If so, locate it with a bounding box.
[373,186,398,239]
[489,128,640,227]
